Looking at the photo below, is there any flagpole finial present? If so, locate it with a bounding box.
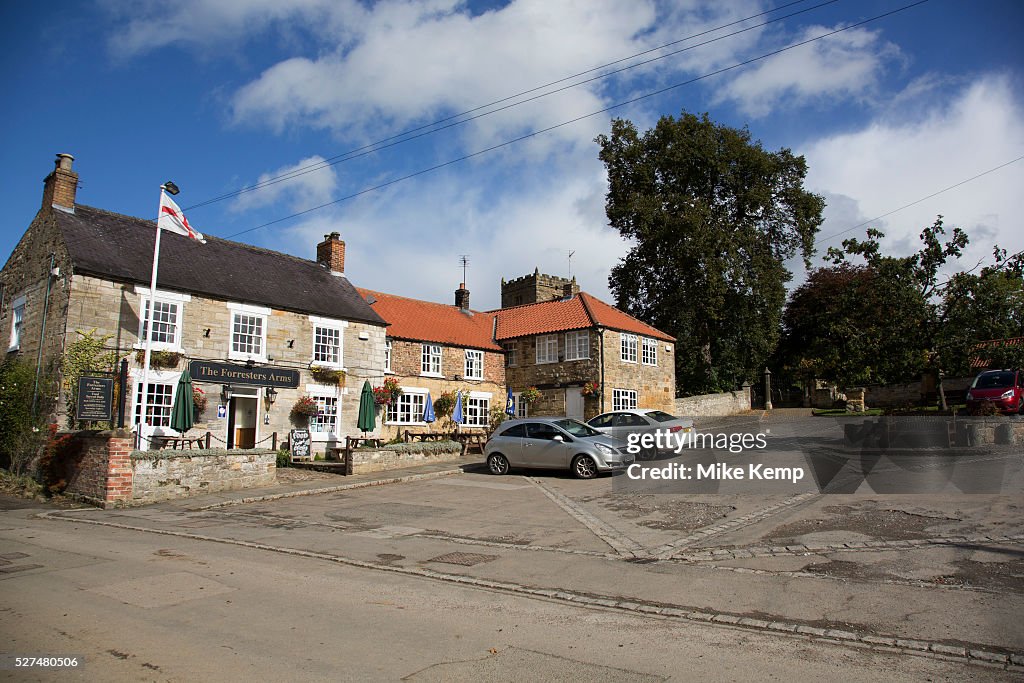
[162,181,180,196]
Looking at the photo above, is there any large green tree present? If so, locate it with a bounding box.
[596,112,824,394]
[781,217,1024,387]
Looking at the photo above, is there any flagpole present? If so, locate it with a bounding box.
[139,185,170,450]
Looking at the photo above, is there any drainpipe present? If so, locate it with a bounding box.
[32,253,56,417]
[597,327,605,412]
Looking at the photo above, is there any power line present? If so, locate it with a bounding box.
[185,0,839,212]
[817,155,1024,243]
[226,0,932,240]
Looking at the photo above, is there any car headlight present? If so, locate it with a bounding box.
[966,391,974,401]
[594,442,616,456]
[1001,389,1015,400]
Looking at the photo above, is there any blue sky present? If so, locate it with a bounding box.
[2,0,1022,311]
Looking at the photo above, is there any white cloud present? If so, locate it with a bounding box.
[230,155,339,212]
[716,25,901,117]
[805,75,1024,276]
[266,161,625,311]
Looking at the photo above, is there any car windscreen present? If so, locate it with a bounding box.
[646,411,677,422]
[554,419,603,437]
[972,372,1014,389]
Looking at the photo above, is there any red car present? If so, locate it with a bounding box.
[966,369,1024,415]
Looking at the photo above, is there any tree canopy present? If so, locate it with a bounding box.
[779,217,1024,387]
[596,111,824,395]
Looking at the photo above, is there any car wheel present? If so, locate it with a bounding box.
[572,455,598,479]
[487,453,510,475]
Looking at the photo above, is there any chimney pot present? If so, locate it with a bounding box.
[42,153,79,211]
[316,232,346,274]
[455,283,471,310]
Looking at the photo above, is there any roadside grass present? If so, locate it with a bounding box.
[812,404,968,417]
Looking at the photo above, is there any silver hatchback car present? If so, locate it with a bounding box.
[484,417,634,479]
[587,409,694,459]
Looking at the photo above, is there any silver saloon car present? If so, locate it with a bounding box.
[484,417,634,479]
[587,409,695,459]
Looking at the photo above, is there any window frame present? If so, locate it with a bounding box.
[641,337,658,366]
[612,388,638,411]
[306,383,342,441]
[536,334,559,364]
[384,339,393,373]
[309,316,348,369]
[420,344,442,377]
[620,333,638,364]
[503,341,518,368]
[464,349,484,380]
[227,302,270,363]
[463,392,491,427]
[135,287,190,352]
[512,391,528,418]
[131,370,179,432]
[8,295,26,351]
[564,330,590,361]
[385,387,429,425]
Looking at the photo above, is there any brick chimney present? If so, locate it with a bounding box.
[316,232,346,274]
[42,153,78,211]
[455,283,470,310]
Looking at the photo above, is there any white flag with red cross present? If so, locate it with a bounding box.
[158,192,205,242]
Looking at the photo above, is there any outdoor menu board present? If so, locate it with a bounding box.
[290,429,311,459]
[77,376,114,422]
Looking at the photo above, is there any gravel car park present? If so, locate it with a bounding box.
[484,417,634,479]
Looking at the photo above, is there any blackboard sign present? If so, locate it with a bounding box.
[290,429,311,460]
[77,376,114,422]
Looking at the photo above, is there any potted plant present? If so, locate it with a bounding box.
[519,386,540,405]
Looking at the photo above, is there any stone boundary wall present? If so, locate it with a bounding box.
[347,445,463,475]
[674,386,751,417]
[53,429,276,507]
[862,376,973,408]
[131,451,276,505]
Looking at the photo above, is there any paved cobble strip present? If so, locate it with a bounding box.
[652,492,819,559]
[670,534,1024,561]
[42,509,1023,673]
[523,477,649,558]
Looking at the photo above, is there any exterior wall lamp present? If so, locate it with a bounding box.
[222,385,233,403]
[265,386,278,405]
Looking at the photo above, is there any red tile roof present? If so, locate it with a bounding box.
[357,289,501,352]
[971,337,1024,369]
[493,292,674,342]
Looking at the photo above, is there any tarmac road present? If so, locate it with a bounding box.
[1,412,1021,681]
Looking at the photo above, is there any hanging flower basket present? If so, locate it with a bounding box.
[135,349,183,369]
[581,381,600,398]
[290,395,319,419]
[520,386,540,405]
[192,386,208,412]
[382,376,402,398]
[310,365,346,386]
[372,387,393,405]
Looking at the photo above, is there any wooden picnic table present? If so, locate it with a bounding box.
[154,434,209,450]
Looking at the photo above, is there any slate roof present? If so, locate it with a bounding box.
[493,292,675,342]
[356,288,501,352]
[55,204,386,326]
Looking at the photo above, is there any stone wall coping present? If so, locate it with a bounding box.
[131,448,277,460]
